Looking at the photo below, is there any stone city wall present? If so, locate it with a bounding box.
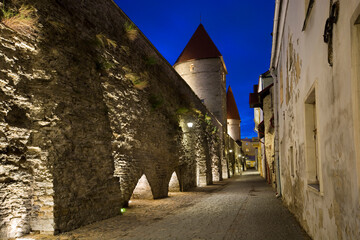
[0,0,228,238]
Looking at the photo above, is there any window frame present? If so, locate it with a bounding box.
[350,5,360,198]
[304,84,323,194]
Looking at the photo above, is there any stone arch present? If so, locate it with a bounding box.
[143,166,173,199]
[131,174,153,199]
[168,171,180,192]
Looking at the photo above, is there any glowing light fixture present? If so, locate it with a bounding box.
[187,122,194,128]
[121,208,126,213]
[229,149,233,153]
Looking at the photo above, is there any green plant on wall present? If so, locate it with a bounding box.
[121,45,131,56]
[149,94,164,110]
[204,113,212,125]
[124,22,138,41]
[125,72,149,90]
[192,108,203,118]
[95,33,117,49]
[176,107,190,115]
[96,59,114,72]
[145,55,158,66]
[212,126,218,134]
[1,2,14,19]
[1,4,38,35]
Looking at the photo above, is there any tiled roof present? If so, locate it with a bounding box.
[175,24,222,64]
[227,86,241,120]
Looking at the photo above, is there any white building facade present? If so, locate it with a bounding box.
[271,0,360,239]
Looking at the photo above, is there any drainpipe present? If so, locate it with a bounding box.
[270,69,281,197]
[270,0,282,68]
[270,0,282,197]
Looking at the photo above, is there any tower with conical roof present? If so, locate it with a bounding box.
[227,86,241,142]
[174,24,227,127]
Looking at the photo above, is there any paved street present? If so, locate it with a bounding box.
[22,171,311,240]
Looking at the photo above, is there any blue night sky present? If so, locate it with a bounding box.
[114,0,275,138]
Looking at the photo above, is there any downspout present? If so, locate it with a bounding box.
[270,0,281,68]
[271,70,281,196]
[270,0,282,197]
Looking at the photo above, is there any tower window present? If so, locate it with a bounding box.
[190,64,195,72]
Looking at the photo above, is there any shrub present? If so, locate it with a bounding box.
[124,22,138,41]
[125,72,148,90]
[96,59,114,71]
[176,107,190,115]
[1,4,38,35]
[96,33,117,49]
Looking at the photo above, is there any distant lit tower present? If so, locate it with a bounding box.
[174,24,227,126]
[226,86,241,142]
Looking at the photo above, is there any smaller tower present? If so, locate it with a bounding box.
[227,86,241,142]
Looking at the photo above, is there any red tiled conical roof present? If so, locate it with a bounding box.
[175,24,222,64]
[227,86,241,120]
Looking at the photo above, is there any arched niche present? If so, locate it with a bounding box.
[131,174,153,199]
[168,171,180,192]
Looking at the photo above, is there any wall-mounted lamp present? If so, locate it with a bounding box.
[229,149,233,153]
[238,154,241,157]
[187,122,194,128]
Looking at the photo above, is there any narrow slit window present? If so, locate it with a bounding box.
[190,64,195,72]
[305,87,321,191]
[290,146,294,177]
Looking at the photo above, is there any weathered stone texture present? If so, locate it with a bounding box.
[263,93,275,188]
[0,20,55,237]
[0,0,227,238]
[224,134,241,177]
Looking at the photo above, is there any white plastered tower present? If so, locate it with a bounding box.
[173,24,227,127]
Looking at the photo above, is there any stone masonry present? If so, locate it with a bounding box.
[0,0,240,239]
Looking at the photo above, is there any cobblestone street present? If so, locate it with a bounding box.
[21,171,310,240]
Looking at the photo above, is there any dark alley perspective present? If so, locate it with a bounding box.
[20,171,311,240]
[2,0,360,239]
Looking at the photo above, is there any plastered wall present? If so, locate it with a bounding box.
[274,0,360,239]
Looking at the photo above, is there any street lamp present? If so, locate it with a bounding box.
[187,122,193,128]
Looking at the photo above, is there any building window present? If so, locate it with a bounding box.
[302,0,315,31]
[246,148,249,152]
[190,64,195,72]
[280,68,284,105]
[246,143,249,145]
[289,146,294,177]
[305,87,321,191]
